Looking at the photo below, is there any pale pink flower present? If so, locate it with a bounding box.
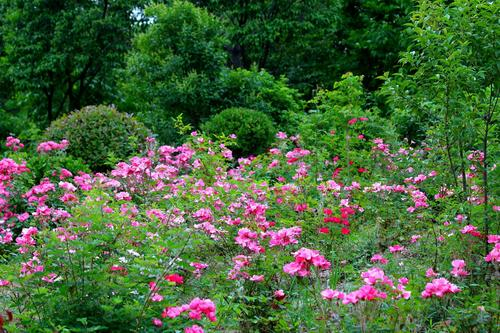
[276,132,288,139]
[249,275,264,282]
[267,227,301,247]
[41,273,58,283]
[425,268,438,278]
[274,289,285,300]
[461,224,481,237]
[361,267,393,286]
[152,318,163,327]
[410,235,422,243]
[450,259,468,277]
[370,253,388,264]
[283,248,331,277]
[342,285,387,304]
[151,293,164,302]
[487,235,500,244]
[321,289,345,300]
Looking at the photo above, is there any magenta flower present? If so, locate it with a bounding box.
[283,248,331,277]
[485,243,500,263]
[185,325,204,333]
[389,245,405,253]
[421,278,460,298]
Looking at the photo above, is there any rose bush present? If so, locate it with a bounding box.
[0,119,498,332]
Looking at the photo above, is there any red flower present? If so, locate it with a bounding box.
[110,265,128,275]
[333,168,342,178]
[165,274,184,285]
[319,227,330,234]
[341,228,350,235]
[324,216,342,224]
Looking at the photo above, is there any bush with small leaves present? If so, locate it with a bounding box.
[44,105,149,171]
[202,108,275,157]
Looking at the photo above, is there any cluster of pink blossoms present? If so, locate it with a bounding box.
[191,262,208,278]
[36,139,69,153]
[227,255,251,280]
[161,297,216,322]
[184,325,204,333]
[0,131,494,329]
[285,147,311,164]
[235,228,264,253]
[370,253,388,264]
[283,248,331,277]
[389,244,405,253]
[322,268,410,305]
[347,117,369,125]
[20,255,44,277]
[450,260,468,277]
[460,224,481,237]
[15,227,38,253]
[5,136,24,151]
[485,235,500,263]
[421,278,460,298]
[266,226,301,247]
[0,158,30,221]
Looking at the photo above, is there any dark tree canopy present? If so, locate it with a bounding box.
[118,1,228,143]
[1,0,146,123]
[190,0,414,92]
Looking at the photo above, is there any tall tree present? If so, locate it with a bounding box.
[334,0,415,91]
[118,1,228,144]
[1,0,146,123]
[191,0,343,93]
[191,0,414,93]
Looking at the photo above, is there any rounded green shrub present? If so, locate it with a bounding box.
[217,67,302,126]
[202,108,275,157]
[44,105,149,171]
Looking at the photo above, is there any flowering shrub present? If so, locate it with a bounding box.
[0,120,497,332]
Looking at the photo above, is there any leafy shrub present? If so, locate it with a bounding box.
[0,126,498,332]
[119,1,227,144]
[202,107,275,157]
[3,149,89,221]
[12,152,89,184]
[44,105,149,171]
[217,67,302,125]
[296,73,395,167]
[0,110,39,151]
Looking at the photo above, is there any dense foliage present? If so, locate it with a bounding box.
[118,1,227,144]
[0,0,498,332]
[44,105,149,171]
[202,107,275,157]
[1,123,498,331]
[0,0,146,123]
[216,67,301,124]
